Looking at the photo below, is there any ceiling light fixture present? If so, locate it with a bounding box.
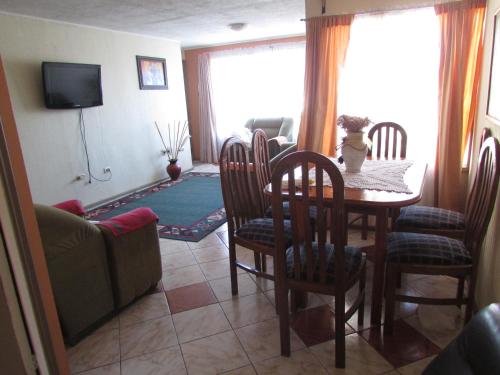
[228,22,247,31]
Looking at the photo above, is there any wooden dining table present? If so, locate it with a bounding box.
[265,158,427,325]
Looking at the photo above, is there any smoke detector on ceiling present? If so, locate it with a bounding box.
[228,22,247,31]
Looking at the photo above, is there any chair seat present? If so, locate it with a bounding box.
[235,218,292,248]
[396,206,465,231]
[265,201,319,220]
[286,242,363,283]
[386,232,471,266]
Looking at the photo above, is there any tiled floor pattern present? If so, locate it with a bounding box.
[67,224,464,374]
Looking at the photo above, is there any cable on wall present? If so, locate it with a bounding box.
[79,108,112,183]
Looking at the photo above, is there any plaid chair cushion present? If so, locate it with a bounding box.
[396,206,465,230]
[265,201,319,220]
[386,232,471,266]
[286,242,363,283]
[235,218,292,247]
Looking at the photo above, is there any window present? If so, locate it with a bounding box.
[338,8,440,203]
[210,42,305,142]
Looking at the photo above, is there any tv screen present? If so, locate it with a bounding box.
[42,62,103,109]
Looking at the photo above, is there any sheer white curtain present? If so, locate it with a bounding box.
[209,42,306,144]
[337,8,440,204]
[197,53,218,163]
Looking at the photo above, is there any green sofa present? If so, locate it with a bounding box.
[35,204,162,345]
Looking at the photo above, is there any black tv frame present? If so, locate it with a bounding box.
[42,62,103,109]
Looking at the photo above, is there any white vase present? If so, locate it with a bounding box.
[342,131,368,173]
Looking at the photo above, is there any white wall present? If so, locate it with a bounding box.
[0,13,192,207]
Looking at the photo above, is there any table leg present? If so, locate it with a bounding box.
[371,207,388,325]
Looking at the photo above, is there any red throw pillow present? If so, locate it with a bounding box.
[97,207,159,236]
[53,199,86,217]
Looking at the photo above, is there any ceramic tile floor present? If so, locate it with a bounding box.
[67,225,464,375]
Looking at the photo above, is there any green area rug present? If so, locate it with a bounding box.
[86,172,226,242]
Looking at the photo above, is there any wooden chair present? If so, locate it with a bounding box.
[384,137,500,333]
[219,137,290,306]
[252,129,318,273]
[350,122,408,239]
[394,127,493,240]
[367,122,408,159]
[271,151,366,368]
[252,129,272,214]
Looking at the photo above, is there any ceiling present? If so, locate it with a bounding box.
[0,0,306,48]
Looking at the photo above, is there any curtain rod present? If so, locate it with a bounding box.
[299,1,442,21]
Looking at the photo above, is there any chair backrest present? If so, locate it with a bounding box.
[219,137,262,233]
[479,127,492,149]
[464,137,500,255]
[271,151,346,286]
[252,129,272,212]
[367,122,408,159]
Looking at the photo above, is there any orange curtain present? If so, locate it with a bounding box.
[297,15,354,155]
[434,0,486,210]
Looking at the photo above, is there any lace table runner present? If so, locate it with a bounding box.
[309,159,415,194]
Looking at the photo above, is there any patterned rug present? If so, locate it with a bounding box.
[86,172,226,242]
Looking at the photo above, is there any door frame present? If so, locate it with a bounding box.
[0,56,69,374]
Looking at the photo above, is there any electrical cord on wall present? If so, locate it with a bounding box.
[79,108,112,183]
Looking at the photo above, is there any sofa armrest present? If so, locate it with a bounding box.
[423,303,500,375]
[277,118,294,141]
[268,136,289,159]
[53,199,86,217]
[270,144,298,172]
[97,207,158,236]
[269,136,288,146]
[279,141,296,153]
[97,208,162,308]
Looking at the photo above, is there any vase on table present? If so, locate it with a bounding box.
[341,131,368,173]
[167,159,181,181]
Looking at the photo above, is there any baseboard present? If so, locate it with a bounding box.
[85,167,194,211]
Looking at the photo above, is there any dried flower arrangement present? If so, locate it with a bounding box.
[155,121,190,162]
[336,115,372,133]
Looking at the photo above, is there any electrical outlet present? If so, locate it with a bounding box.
[103,167,111,173]
[76,174,86,181]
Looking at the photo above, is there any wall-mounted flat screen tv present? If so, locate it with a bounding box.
[42,62,103,109]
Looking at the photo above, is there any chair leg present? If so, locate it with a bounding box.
[290,290,298,314]
[456,276,465,308]
[465,276,475,323]
[310,220,316,241]
[391,208,400,231]
[273,257,279,314]
[396,272,402,288]
[343,209,349,244]
[261,254,267,273]
[383,264,398,335]
[254,253,262,273]
[229,242,238,296]
[278,286,291,356]
[335,293,346,368]
[361,214,368,240]
[358,264,367,327]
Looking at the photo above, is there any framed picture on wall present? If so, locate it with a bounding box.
[136,56,168,90]
[487,11,500,124]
